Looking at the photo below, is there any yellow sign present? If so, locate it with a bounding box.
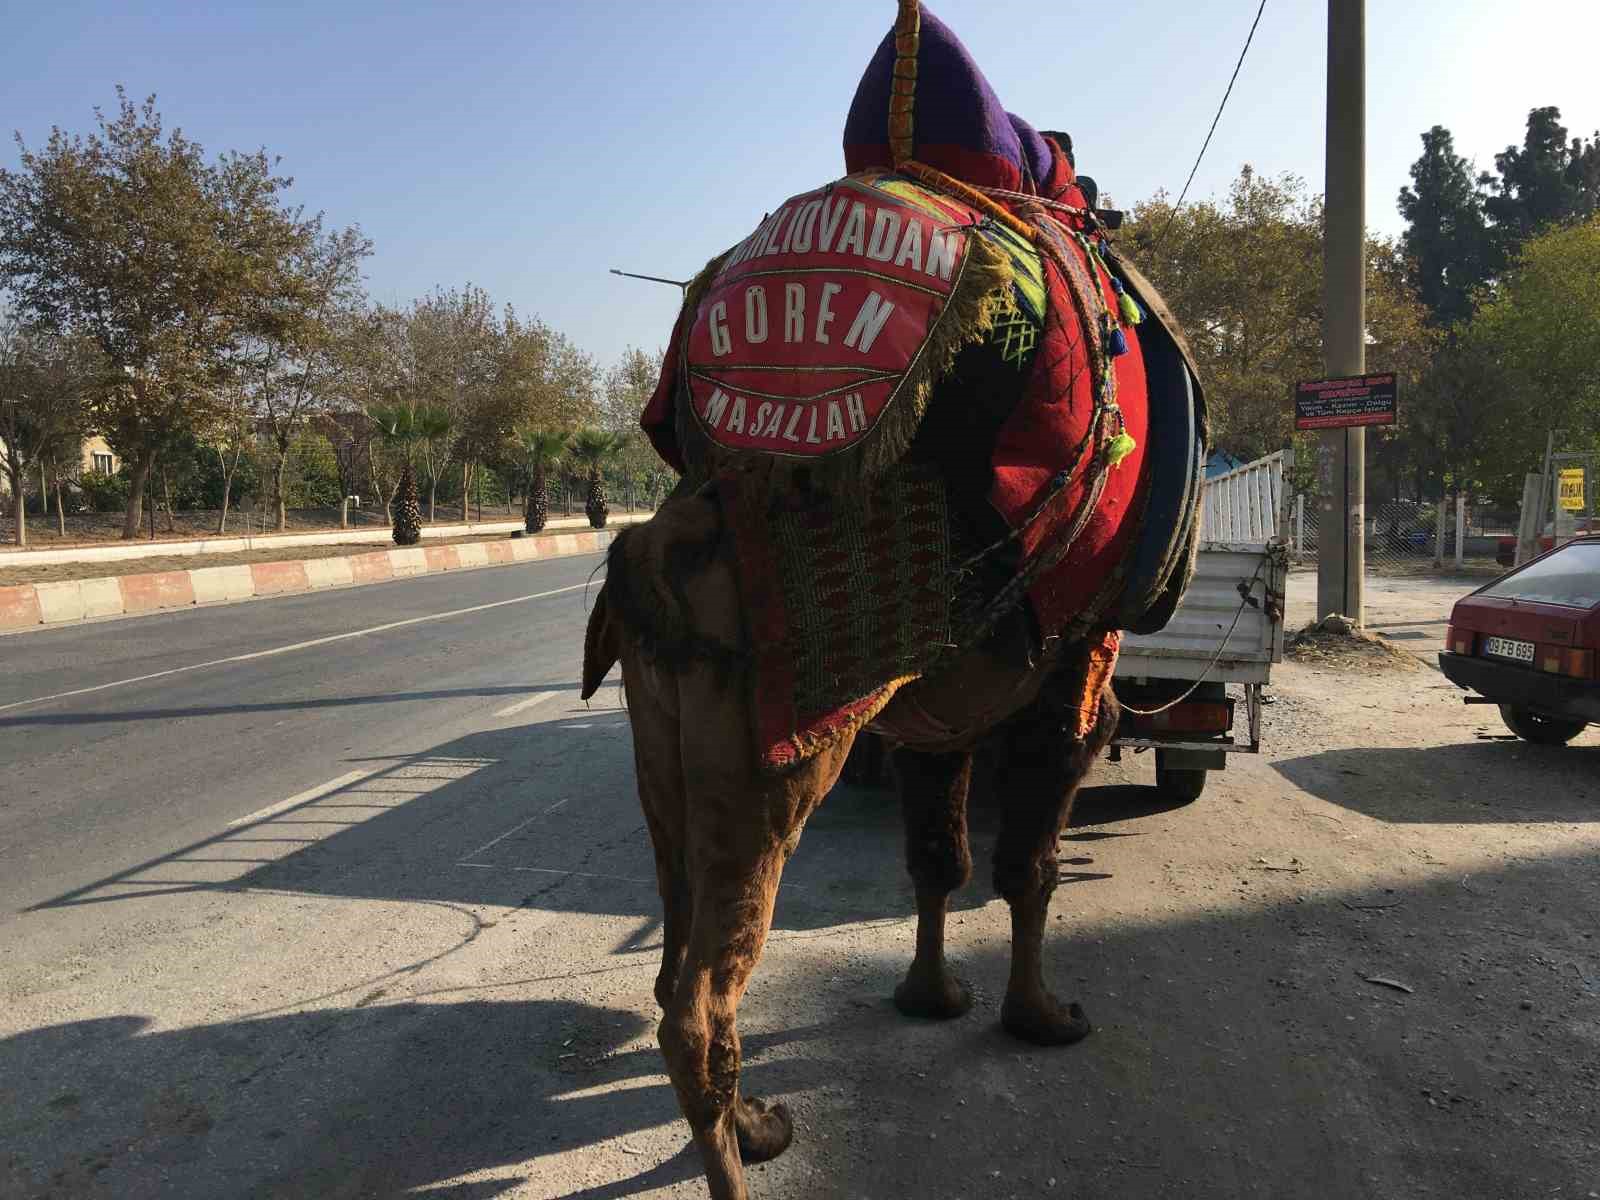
[1559,468,1585,512]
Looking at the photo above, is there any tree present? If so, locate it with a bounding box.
[1398,126,1496,327]
[238,224,372,530]
[0,309,98,545]
[312,408,374,528]
[414,403,453,522]
[512,426,567,533]
[601,347,662,435]
[207,377,257,534]
[602,346,670,506]
[1484,107,1600,256]
[1461,215,1600,486]
[369,403,425,545]
[402,286,492,519]
[0,90,314,537]
[1121,167,1435,463]
[568,427,627,529]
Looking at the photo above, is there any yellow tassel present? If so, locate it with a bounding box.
[1106,432,1137,467]
[1118,292,1143,325]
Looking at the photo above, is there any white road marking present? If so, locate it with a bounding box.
[0,579,595,715]
[459,798,571,861]
[227,770,371,828]
[493,690,563,718]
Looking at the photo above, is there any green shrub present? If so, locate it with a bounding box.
[77,469,131,512]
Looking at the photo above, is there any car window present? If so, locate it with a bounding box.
[1479,540,1600,609]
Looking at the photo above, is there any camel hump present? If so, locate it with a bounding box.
[584,493,743,697]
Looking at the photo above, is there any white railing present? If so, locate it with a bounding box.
[1199,450,1292,544]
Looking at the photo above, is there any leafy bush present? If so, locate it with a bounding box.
[77,468,131,512]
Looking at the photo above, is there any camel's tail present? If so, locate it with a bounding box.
[580,501,743,701]
[582,580,619,701]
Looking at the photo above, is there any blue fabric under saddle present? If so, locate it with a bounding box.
[1111,300,1206,636]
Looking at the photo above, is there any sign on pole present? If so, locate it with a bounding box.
[1558,468,1585,512]
[1295,373,1398,431]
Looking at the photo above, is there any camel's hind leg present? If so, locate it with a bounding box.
[891,747,974,1019]
[621,659,691,1009]
[656,719,851,1199]
[989,684,1117,1045]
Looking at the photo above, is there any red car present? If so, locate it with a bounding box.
[1496,520,1595,567]
[1440,537,1600,744]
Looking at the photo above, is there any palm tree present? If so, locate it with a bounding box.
[512,426,568,534]
[369,402,425,545]
[568,428,628,529]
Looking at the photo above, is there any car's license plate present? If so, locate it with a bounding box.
[1483,636,1535,663]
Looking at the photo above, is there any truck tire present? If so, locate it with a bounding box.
[1155,751,1208,803]
[1499,704,1587,746]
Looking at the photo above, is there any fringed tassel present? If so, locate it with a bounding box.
[1108,272,1143,325]
[1106,431,1137,467]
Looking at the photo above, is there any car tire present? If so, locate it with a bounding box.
[1499,704,1587,746]
[1155,752,1208,803]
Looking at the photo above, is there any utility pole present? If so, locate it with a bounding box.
[1318,0,1366,624]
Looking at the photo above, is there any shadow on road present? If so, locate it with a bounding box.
[0,998,828,1200]
[0,685,580,729]
[1273,739,1600,823]
[7,849,1598,1199]
[29,711,1175,927]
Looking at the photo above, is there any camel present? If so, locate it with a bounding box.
[581,498,1120,1200]
[574,5,1207,1193]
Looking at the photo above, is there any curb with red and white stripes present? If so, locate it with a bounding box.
[0,528,621,634]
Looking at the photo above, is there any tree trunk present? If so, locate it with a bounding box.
[428,475,437,524]
[273,444,290,532]
[217,450,235,535]
[162,468,176,533]
[368,443,386,521]
[8,466,24,547]
[122,450,156,540]
[55,477,66,537]
[462,461,471,522]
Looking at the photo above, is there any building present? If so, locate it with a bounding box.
[0,435,120,503]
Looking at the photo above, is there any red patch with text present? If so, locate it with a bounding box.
[685,176,976,459]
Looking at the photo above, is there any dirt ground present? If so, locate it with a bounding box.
[0,531,526,587]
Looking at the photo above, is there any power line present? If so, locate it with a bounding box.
[1152,0,1269,253]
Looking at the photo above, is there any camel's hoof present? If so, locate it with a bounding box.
[894,968,973,1020]
[1001,994,1092,1046]
[735,1096,793,1164]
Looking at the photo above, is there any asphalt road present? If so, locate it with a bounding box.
[0,551,937,1200]
[1,554,611,925]
[4,558,1598,1200]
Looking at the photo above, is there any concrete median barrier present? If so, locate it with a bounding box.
[0,526,626,634]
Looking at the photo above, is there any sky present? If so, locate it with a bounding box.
[4,1,1597,368]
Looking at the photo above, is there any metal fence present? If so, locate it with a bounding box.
[1200,448,1513,576]
[1295,495,1520,576]
[1197,446,1595,579]
[1199,450,1291,543]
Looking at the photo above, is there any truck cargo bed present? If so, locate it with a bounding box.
[1116,540,1287,685]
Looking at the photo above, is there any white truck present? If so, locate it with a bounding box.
[1110,451,1291,801]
